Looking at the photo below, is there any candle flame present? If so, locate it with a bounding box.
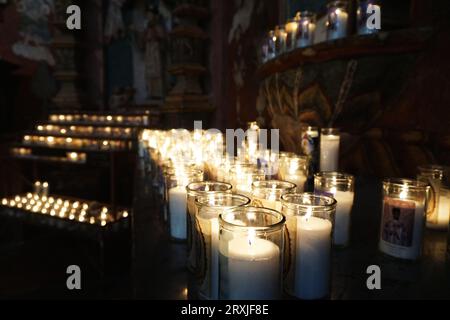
[330,186,337,195]
[400,186,408,200]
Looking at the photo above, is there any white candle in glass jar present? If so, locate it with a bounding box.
[295,215,332,299]
[223,231,280,300]
[283,173,307,193]
[168,186,187,240]
[197,212,220,300]
[379,193,425,260]
[328,9,348,40]
[330,189,354,246]
[257,197,282,212]
[320,134,340,172]
[436,195,450,229]
[297,20,316,48]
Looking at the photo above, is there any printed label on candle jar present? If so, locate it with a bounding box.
[381,198,415,247]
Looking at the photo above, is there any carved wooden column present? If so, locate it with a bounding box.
[162,0,214,128]
[51,0,82,110]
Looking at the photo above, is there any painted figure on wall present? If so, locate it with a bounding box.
[129,0,149,104]
[144,5,166,100]
[12,0,55,65]
[105,0,127,43]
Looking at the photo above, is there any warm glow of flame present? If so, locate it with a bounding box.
[305,206,313,220]
[400,186,408,200]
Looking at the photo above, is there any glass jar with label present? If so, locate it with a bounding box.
[379,178,429,261]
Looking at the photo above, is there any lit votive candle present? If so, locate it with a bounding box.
[379,179,429,260]
[320,128,340,172]
[195,193,250,300]
[295,11,316,48]
[281,193,336,300]
[251,180,296,212]
[219,207,285,300]
[357,0,381,35]
[185,182,232,274]
[327,1,349,41]
[279,155,308,193]
[168,169,204,241]
[417,165,450,230]
[315,172,355,247]
[230,164,265,197]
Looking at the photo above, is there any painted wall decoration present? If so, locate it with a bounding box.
[106,0,172,105]
[13,0,55,65]
[258,29,450,178]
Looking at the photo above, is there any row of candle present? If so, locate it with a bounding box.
[142,133,354,300]
[140,126,340,181]
[140,128,449,300]
[36,124,135,138]
[169,178,343,300]
[49,113,149,126]
[141,127,449,235]
[172,177,443,300]
[261,0,381,62]
[23,135,131,151]
[12,148,87,163]
[0,185,128,227]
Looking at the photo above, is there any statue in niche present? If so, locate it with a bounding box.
[144,5,166,101]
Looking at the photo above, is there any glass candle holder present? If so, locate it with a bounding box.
[230,164,265,196]
[327,0,349,41]
[274,25,287,56]
[186,181,233,273]
[278,155,309,193]
[314,172,355,247]
[357,0,381,35]
[320,128,340,172]
[379,178,429,261]
[251,180,296,212]
[167,168,204,241]
[417,165,450,230]
[266,30,276,61]
[281,193,336,300]
[163,162,198,221]
[294,11,316,48]
[195,193,251,300]
[285,18,299,51]
[219,206,285,300]
[300,126,319,179]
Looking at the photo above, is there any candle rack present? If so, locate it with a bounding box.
[0,193,129,229]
